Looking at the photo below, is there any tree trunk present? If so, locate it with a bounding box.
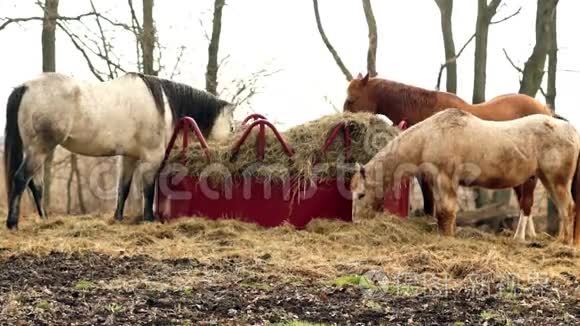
[519,0,558,96]
[66,156,73,214]
[313,0,352,81]
[206,0,225,95]
[546,6,559,236]
[472,0,501,104]
[434,0,457,93]
[362,0,377,77]
[141,0,156,75]
[472,0,501,208]
[72,154,87,214]
[41,0,59,212]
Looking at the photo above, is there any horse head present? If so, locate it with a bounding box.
[351,162,382,220]
[343,73,378,114]
[208,100,236,141]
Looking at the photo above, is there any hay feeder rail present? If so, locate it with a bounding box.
[155,115,410,227]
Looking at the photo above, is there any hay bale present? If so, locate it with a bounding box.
[166,112,399,182]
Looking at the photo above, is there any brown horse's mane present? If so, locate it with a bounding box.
[371,78,436,107]
[368,78,467,123]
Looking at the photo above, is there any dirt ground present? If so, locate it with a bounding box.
[0,213,578,325]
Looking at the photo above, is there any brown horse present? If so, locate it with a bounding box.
[351,109,580,246]
[344,73,555,238]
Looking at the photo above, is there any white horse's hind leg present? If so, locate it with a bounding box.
[28,169,46,219]
[514,211,528,242]
[6,147,52,229]
[114,156,139,221]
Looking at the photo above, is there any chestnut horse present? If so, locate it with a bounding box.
[344,73,555,238]
[351,109,580,246]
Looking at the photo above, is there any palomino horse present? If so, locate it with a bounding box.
[344,73,555,238]
[350,109,580,246]
[4,73,235,229]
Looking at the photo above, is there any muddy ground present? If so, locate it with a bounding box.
[0,214,579,325]
[0,251,578,325]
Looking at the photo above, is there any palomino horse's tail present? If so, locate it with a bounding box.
[553,113,569,122]
[4,85,28,201]
[573,151,580,246]
[572,154,580,247]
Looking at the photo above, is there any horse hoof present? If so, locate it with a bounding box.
[6,220,18,230]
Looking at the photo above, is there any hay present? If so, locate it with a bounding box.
[166,112,399,182]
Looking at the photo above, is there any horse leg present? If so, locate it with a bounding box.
[523,177,538,238]
[513,177,537,241]
[114,157,138,221]
[543,181,574,244]
[28,172,46,219]
[6,151,47,229]
[418,177,434,216]
[140,156,162,223]
[433,178,458,236]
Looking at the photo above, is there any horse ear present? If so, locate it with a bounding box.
[221,101,234,112]
[356,72,364,80]
[355,163,366,179]
[361,73,370,86]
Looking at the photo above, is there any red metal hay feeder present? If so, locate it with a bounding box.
[155,115,410,227]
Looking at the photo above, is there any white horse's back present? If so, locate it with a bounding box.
[19,73,171,158]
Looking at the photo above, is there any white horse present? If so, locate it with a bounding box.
[4,72,235,229]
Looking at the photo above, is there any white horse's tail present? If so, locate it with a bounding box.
[4,85,28,200]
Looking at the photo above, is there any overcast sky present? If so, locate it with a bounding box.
[1,0,579,131]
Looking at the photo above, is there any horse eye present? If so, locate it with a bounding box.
[358,193,365,200]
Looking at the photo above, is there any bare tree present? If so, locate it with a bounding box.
[435,6,520,91]
[66,154,86,214]
[313,0,378,80]
[472,0,502,104]
[206,0,225,95]
[545,8,557,110]
[545,5,559,236]
[519,0,558,96]
[141,0,156,75]
[313,0,352,81]
[41,0,59,211]
[362,0,377,77]
[434,0,457,93]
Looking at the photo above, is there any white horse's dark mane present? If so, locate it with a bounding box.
[129,73,230,136]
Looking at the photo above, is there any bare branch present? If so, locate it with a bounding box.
[313,0,353,81]
[89,0,114,79]
[491,6,522,24]
[538,86,547,98]
[169,46,186,79]
[502,48,523,73]
[57,21,104,81]
[488,0,503,13]
[0,12,96,31]
[435,33,476,90]
[127,0,143,72]
[362,0,378,77]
